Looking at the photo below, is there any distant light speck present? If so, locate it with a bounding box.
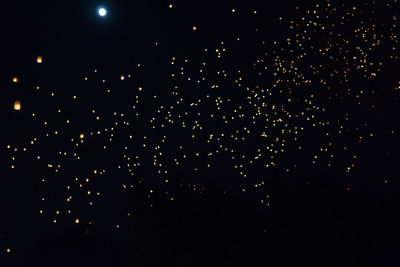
[98,8,107,17]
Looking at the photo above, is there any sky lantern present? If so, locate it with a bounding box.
[120,75,125,80]
[37,56,43,64]
[12,76,18,83]
[14,100,21,111]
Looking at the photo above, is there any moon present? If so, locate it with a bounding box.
[98,8,107,17]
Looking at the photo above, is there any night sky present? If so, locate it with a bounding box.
[1,0,400,266]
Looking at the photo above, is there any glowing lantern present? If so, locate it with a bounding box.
[80,133,84,139]
[12,76,18,83]
[75,218,80,224]
[120,75,125,80]
[37,56,43,64]
[14,100,21,111]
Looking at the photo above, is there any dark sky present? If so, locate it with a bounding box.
[1,0,400,266]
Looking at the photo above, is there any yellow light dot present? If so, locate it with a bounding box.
[80,133,84,139]
[120,75,125,80]
[37,56,43,64]
[6,248,11,253]
[75,218,80,223]
[193,26,197,31]
[169,4,173,8]
[13,76,18,83]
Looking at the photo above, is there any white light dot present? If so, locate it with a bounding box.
[99,8,107,16]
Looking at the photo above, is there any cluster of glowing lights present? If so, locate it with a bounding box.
[4,0,400,255]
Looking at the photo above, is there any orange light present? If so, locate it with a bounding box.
[13,76,18,83]
[37,56,43,64]
[120,75,125,80]
[14,100,21,111]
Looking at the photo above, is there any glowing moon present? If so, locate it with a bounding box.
[98,8,107,16]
